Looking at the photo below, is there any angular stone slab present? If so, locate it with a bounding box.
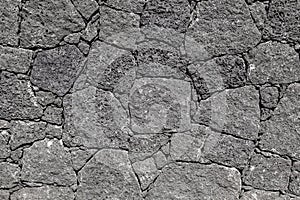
[129,78,191,134]
[0,72,43,120]
[10,186,74,200]
[289,161,300,196]
[77,149,142,199]
[146,163,241,200]
[186,0,261,57]
[0,46,33,74]
[193,86,260,140]
[246,42,300,84]
[243,153,291,191]
[9,121,47,150]
[202,132,255,169]
[30,44,85,96]
[21,139,76,186]
[260,83,300,159]
[63,86,129,148]
[20,0,85,48]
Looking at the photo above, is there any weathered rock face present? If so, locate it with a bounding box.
[246,41,300,84]
[146,163,241,200]
[20,0,85,48]
[263,0,300,42]
[30,44,85,96]
[20,139,77,186]
[186,0,261,57]
[240,190,295,200]
[77,149,142,199]
[0,72,43,120]
[193,86,261,140]
[0,46,33,74]
[0,163,20,189]
[290,161,300,196]
[259,83,300,159]
[243,153,291,191]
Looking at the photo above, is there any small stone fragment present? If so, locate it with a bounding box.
[193,86,260,140]
[186,0,261,57]
[128,134,169,162]
[246,41,300,84]
[45,124,63,139]
[0,162,20,189]
[0,72,43,120]
[30,44,85,96]
[10,186,75,200]
[260,86,279,108]
[9,121,47,150]
[0,46,33,74]
[78,41,90,55]
[132,157,159,190]
[243,153,291,190]
[259,83,300,159]
[42,105,63,125]
[77,149,142,199]
[146,163,241,199]
[35,91,61,107]
[20,0,85,48]
[0,0,20,45]
[21,139,77,186]
[153,151,167,169]
[0,120,9,129]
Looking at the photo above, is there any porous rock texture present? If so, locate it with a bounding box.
[0,0,299,199]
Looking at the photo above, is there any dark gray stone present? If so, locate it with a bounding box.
[260,86,279,108]
[72,0,98,20]
[0,130,10,160]
[9,121,47,150]
[0,46,33,74]
[0,190,9,200]
[0,163,20,189]
[21,139,77,186]
[260,83,300,159]
[193,86,260,140]
[246,41,300,84]
[77,149,142,199]
[20,0,85,48]
[263,0,300,42]
[100,0,147,13]
[0,72,43,120]
[240,190,293,200]
[186,0,261,57]
[30,44,85,96]
[0,0,20,46]
[202,132,255,169]
[42,105,63,125]
[146,163,241,200]
[243,153,291,190]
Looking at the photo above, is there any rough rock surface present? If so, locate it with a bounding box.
[1,0,299,199]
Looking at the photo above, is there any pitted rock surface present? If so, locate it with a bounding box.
[0,0,299,199]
